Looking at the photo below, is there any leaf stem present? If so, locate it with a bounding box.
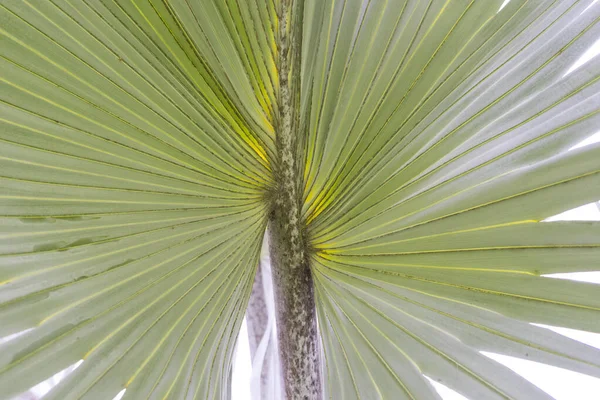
[268,0,322,398]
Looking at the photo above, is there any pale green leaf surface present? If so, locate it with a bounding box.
[0,0,275,399]
[2,0,600,399]
[302,0,600,398]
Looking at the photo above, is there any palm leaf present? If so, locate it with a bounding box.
[1,0,599,399]
[304,0,600,398]
[0,0,272,398]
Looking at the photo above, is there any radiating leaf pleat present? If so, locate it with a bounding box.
[303,0,600,398]
[0,0,276,398]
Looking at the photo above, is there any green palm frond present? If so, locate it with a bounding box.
[1,0,599,399]
[303,0,600,398]
[0,0,273,398]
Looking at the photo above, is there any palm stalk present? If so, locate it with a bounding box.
[268,1,322,398]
